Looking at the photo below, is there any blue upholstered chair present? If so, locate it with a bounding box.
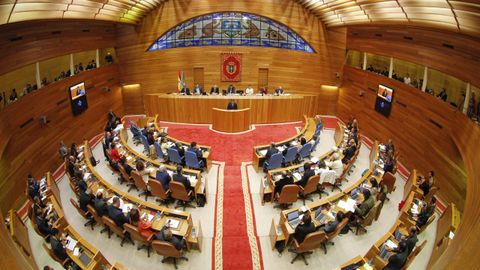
[153,142,166,161]
[167,148,184,164]
[263,152,283,171]
[283,146,298,165]
[185,151,204,170]
[140,134,150,155]
[298,143,313,160]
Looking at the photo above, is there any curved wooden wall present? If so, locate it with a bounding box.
[0,64,123,214]
[115,0,346,97]
[345,25,480,89]
[0,20,117,76]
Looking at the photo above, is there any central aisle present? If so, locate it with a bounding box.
[160,122,302,270]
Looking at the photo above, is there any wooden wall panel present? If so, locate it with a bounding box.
[115,0,346,111]
[338,66,466,210]
[121,84,144,115]
[0,65,123,214]
[0,20,117,76]
[345,25,480,88]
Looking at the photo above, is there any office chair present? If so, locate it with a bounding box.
[300,175,321,205]
[382,172,397,200]
[43,243,70,267]
[289,231,327,265]
[101,216,134,246]
[129,122,141,145]
[297,143,313,161]
[86,205,109,234]
[355,200,381,235]
[118,165,135,190]
[283,146,298,165]
[148,179,171,206]
[185,151,204,170]
[124,223,154,257]
[131,170,150,200]
[263,152,283,171]
[323,218,349,254]
[70,198,95,230]
[153,141,166,161]
[170,181,196,210]
[140,134,152,156]
[167,148,184,165]
[401,240,427,270]
[151,240,188,269]
[275,184,301,209]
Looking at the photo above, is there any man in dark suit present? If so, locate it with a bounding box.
[50,234,68,261]
[172,166,192,192]
[180,87,191,95]
[275,86,285,95]
[322,211,345,233]
[156,225,185,250]
[67,156,78,177]
[156,165,171,191]
[265,143,279,161]
[193,84,203,95]
[392,226,418,255]
[94,192,108,217]
[227,100,238,110]
[188,141,203,159]
[294,214,316,244]
[342,139,357,164]
[274,171,294,196]
[226,84,235,94]
[210,85,220,95]
[107,197,129,228]
[75,174,88,193]
[79,189,94,212]
[174,142,185,158]
[383,241,409,270]
[35,208,58,237]
[119,156,133,176]
[298,163,315,187]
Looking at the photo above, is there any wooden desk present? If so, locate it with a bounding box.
[145,93,321,124]
[212,107,251,133]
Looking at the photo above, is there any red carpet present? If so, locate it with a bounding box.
[160,122,301,270]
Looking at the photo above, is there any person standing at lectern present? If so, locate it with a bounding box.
[210,84,220,95]
[227,100,238,110]
[226,84,236,94]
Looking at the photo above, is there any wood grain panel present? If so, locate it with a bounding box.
[0,64,123,214]
[345,25,480,89]
[212,108,251,133]
[115,0,346,109]
[0,20,117,76]
[338,66,466,211]
[145,94,322,124]
[121,84,144,114]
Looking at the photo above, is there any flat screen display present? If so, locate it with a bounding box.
[374,84,394,117]
[68,82,88,115]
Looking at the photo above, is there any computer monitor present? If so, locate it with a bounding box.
[68,82,88,116]
[374,84,394,117]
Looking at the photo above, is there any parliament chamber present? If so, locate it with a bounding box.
[0,1,479,270]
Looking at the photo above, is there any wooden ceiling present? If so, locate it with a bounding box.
[297,0,480,35]
[0,0,166,24]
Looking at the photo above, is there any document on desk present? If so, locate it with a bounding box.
[293,172,302,181]
[142,213,155,223]
[122,203,133,214]
[188,175,198,187]
[259,149,267,156]
[65,236,78,251]
[337,198,356,213]
[311,157,319,164]
[166,219,180,229]
[385,239,398,249]
[410,204,419,215]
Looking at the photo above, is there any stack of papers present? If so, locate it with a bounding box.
[337,198,356,213]
[73,247,80,256]
[259,149,267,156]
[142,213,154,222]
[385,239,398,249]
[122,203,133,214]
[411,204,419,215]
[188,175,198,187]
[293,173,302,181]
[166,219,180,229]
[65,236,78,251]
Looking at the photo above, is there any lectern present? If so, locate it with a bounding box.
[212,108,251,133]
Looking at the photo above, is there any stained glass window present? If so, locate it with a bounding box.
[147,12,314,53]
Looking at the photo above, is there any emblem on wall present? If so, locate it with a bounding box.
[221,53,242,82]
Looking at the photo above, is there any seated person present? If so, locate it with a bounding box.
[347,118,358,131]
[258,86,268,95]
[354,189,375,217]
[78,188,94,212]
[384,156,394,173]
[180,87,191,95]
[74,172,88,193]
[245,85,254,95]
[395,226,418,255]
[147,130,155,145]
[386,139,395,154]
[50,233,68,261]
[325,153,343,177]
[35,208,58,238]
[416,197,436,228]
[418,171,434,197]
[104,131,114,149]
[341,140,357,164]
[274,171,294,196]
[159,137,169,156]
[188,141,203,159]
[210,84,220,95]
[156,225,185,250]
[94,191,108,217]
[173,142,185,158]
[226,84,235,94]
[298,163,315,187]
[119,156,133,176]
[156,165,171,191]
[32,196,45,216]
[135,160,149,183]
[108,196,130,228]
[294,214,316,244]
[109,142,122,163]
[383,241,409,270]
[172,166,192,192]
[227,99,238,110]
[298,136,307,149]
[193,84,203,95]
[323,211,345,233]
[27,174,40,200]
[265,143,279,161]
[67,156,79,177]
[275,86,285,95]
[129,208,155,240]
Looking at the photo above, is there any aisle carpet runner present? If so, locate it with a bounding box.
[160,119,338,270]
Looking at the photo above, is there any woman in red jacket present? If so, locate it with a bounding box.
[110,142,122,162]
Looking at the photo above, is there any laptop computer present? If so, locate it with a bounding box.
[315,208,327,223]
[287,211,301,228]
